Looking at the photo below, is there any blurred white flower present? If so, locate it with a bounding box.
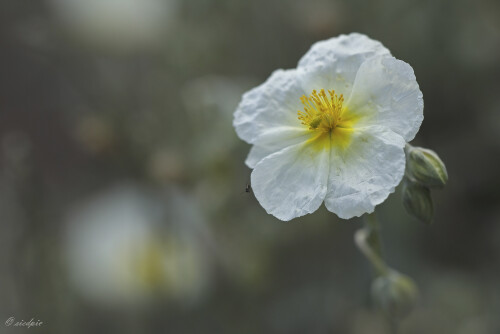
[49,0,178,51]
[64,185,211,307]
[234,33,423,221]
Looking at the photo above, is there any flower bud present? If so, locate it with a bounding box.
[371,270,419,319]
[402,179,434,224]
[406,146,448,188]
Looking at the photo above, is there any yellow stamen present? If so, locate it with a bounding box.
[298,89,345,132]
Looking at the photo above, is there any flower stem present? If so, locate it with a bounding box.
[354,212,400,334]
[354,212,389,277]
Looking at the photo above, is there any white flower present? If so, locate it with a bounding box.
[64,185,212,306]
[49,0,178,51]
[233,33,423,221]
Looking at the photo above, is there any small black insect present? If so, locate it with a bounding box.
[245,183,252,193]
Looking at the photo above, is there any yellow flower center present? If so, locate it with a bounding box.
[298,89,345,132]
[298,89,362,151]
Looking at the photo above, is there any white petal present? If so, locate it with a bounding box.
[251,139,331,221]
[245,126,312,168]
[346,55,424,142]
[297,33,391,98]
[324,126,406,219]
[233,69,305,144]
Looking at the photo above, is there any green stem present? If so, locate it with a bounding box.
[355,212,399,334]
[354,212,389,276]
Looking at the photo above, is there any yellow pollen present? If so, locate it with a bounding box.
[298,89,345,132]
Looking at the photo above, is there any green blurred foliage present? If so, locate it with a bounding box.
[1,0,500,333]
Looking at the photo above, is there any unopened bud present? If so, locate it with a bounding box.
[402,179,434,224]
[371,270,419,319]
[406,146,448,188]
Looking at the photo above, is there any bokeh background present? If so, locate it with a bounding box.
[1,0,500,333]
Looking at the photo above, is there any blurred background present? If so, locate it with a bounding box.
[1,0,500,333]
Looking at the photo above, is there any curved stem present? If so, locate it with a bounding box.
[354,212,389,276]
[355,212,399,334]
